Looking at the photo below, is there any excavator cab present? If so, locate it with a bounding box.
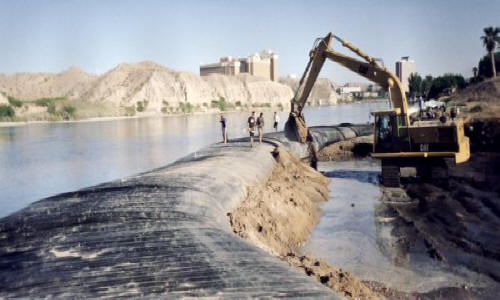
[374,111,396,152]
[373,109,411,154]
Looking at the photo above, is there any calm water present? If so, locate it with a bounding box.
[0,101,388,218]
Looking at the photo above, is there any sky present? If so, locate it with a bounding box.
[0,0,499,84]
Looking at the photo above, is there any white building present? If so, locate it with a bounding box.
[395,56,415,93]
[200,50,278,81]
[339,86,362,94]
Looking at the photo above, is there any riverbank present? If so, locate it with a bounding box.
[0,99,388,128]
[0,106,283,127]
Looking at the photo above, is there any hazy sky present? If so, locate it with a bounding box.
[0,0,499,83]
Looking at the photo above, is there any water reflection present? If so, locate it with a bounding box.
[321,169,379,185]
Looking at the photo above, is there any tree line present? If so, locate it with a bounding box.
[408,26,499,99]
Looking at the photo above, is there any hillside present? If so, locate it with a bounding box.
[279,77,339,105]
[448,77,500,119]
[0,67,96,101]
[0,61,296,122]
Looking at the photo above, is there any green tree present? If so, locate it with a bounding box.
[7,96,23,108]
[428,74,466,99]
[481,26,500,77]
[477,52,500,79]
[62,105,76,119]
[421,75,433,98]
[408,73,423,97]
[0,104,15,119]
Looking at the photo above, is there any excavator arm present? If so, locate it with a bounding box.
[285,32,409,143]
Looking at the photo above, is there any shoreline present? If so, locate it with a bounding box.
[0,98,389,128]
[0,106,282,128]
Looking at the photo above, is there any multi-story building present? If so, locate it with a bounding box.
[338,85,362,94]
[200,50,278,81]
[395,56,415,93]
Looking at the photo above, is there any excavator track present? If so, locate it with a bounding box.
[381,159,401,187]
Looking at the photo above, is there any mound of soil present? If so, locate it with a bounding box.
[317,135,373,161]
[229,147,384,298]
[449,77,500,119]
[283,253,383,299]
[228,147,329,256]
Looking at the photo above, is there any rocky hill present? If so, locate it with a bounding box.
[0,67,95,101]
[0,61,299,121]
[279,77,339,105]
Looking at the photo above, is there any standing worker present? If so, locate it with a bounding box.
[273,111,279,132]
[418,96,424,119]
[257,112,265,144]
[450,106,457,121]
[247,111,256,147]
[220,113,227,144]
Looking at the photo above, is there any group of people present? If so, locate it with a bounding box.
[219,111,280,147]
[417,97,460,123]
[419,105,459,123]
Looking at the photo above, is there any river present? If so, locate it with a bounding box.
[0,101,388,217]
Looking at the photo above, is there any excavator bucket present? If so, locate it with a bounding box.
[284,113,309,143]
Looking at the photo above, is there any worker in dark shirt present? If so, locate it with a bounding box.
[256,112,264,144]
[247,111,256,147]
[220,113,227,144]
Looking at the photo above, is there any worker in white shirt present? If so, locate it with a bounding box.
[273,112,280,132]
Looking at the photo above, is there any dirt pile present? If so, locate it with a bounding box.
[229,147,383,298]
[283,253,384,299]
[317,135,373,161]
[228,147,328,256]
[449,77,500,119]
[467,118,500,152]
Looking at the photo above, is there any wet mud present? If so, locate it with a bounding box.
[304,158,500,299]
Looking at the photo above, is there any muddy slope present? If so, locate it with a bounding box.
[399,153,500,280]
[229,148,329,256]
[229,147,384,299]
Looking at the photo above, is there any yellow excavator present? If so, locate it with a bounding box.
[285,32,470,187]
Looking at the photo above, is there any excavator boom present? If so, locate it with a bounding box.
[285,32,409,142]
